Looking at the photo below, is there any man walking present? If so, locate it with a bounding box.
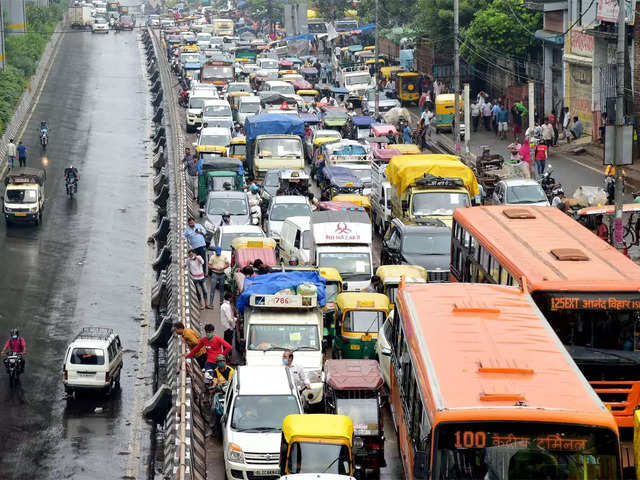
[6,139,16,170]
[17,141,26,167]
[471,100,481,132]
[220,292,237,347]
[482,100,492,131]
[185,155,200,200]
[186,249,210,309]
[496,104,509,140]
[491,101,500,135]
[184,217,208,273]
[562,107,571,143]
[208,246,229,305]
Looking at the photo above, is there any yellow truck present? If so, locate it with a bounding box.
[386,154,479,227]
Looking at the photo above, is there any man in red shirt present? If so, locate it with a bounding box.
[2,328,26,373]
[185,324,232,370]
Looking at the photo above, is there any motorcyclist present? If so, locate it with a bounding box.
[64,165,79,193]
[40,121,48,135]
[209,353,234,435]
[247,184,261,206]
[219,212,232,226]
[551,188,565,208]
[1,329,26,373]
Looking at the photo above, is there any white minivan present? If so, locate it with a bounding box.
[278,216,311,265]
[63,327,123,397]
[222,366,303,480]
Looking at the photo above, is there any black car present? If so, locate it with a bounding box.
[381,218,451,282]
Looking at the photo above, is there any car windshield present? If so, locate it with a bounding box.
[228,84,250,93]
[270,84,294,95]
[412,192,469,216]
[231,395,299,431]
[239,101,260,113]
[318,252,371,278]
[433,422,621,480]
[247,324,319,351]
[346,74,371,86]
[207,197,247,215]
[6,189,37,204]
[288,442,350,475]
[344,168,371,187]
[189,97,212,109]
[264,170,281,187]
[336,398,379,435]
[202,66,233,79]
[260,60,278,69]
[506,184,548,204]
[343,310,385,333]
[402,231,450,255]
[199,134,230,146]
[257,138,302,157]
[95,16,107,23]
[203,104,232,117]
[70,348,105,365]
[220,231,263,250]
[270,203,311,221]
[120,15,132,22]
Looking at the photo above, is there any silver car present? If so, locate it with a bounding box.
[202,191,250,237]
[492,178,550,206]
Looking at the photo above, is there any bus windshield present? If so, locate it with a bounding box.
[433,422,620,479]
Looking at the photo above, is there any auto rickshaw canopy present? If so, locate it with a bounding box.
[332,194,371,210]
[282,414,353,445]
[313,136,340,147]
[317,200,361,211]
[380,66,404,81]
[375,265,427,285]
[335,292,390,312]
[229,136,247,146]
[319,267,343,284]
[325,359,384,391]
[386,154,479,196]
[372,147,400,160]
[371,124,398,137]
[231,237,277,267]
[392,143,421,155]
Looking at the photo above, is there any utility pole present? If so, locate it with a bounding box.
[614,0,626,248]
[453,0,460,152]
[374,0,379,117]
[0,6,5,72]
[464,83,470,153]
[528,81,535,178]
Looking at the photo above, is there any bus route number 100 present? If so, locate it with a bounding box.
[455,431,487,449]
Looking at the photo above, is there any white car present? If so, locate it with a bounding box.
[211,224,265,272]
[266,196,312,241]
[197,126,231,149]
[63,327,123,397]
[222,366,303,480]
[236,95,261,124]
[186,89,218,133]
[492,178,550,206]
[201,99,233,128]
[91,16,109,33]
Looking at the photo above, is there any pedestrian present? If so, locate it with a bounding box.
[491,101,500,135]
[174,321,206,368]
[549,109,558,145]
[185,324,232,371]
[570,116,583,141]
[562,107,571,143]
[481,100,492,131]
[471,100,481,132]
[208,245,229,305]
[402,122,412,144]
[363,275,381,293]
[183,217,208,274]
[234,265,253,295]
[186,249,210,309]
[595,215,609,242]
[541,117,554,147]
[184,150,200,200]
[518,137,532,178]
[17,141,26,167]
[220,292,236,348]
[496,104,509,140]
[534,140,548,178]
[6,139,16,170]
[282,350,311,391]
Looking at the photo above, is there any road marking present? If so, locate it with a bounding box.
[564,156,605,176]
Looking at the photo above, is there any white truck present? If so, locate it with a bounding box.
[310,210,373,291]
[70,5,93,29]
[3,168,46,226]
[371,161,392,236]
[244,293,324,405]
[338,66,374,106]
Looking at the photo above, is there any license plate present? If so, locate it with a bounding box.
[14,213,26,217]
[350,344,360,350]
[78,372,95,376]
[255,470,280,476]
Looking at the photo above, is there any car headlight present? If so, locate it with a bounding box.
[204,220,214,232]
[227,443,245,463]
[353,436,364,449]
[29,207,37,213]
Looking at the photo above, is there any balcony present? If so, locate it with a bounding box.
[524,0,568,12]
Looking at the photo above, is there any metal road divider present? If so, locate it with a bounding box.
[143,27,207,480]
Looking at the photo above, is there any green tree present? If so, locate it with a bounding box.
[248,0,284,25]
[314,0,350,22]
[357,0,416,28]
[462,0,542,60]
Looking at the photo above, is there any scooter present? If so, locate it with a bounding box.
[40,131,48,150]
[4,353,23,388]
[249,200,261,226]
[178,89,189,108]
[66,177,78,198]
[539,164,561,202]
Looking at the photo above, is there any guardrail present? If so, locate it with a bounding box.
[142,27,207,480]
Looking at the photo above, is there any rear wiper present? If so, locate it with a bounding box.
[293,346,318,351]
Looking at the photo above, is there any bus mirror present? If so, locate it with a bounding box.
[381,347,391,357]
[413,450,429,479]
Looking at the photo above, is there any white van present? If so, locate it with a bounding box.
[201,98,234,128]
[186,89,218,133]
[279,216,311,265]
[63,327,123,396]
[222,366,303,479]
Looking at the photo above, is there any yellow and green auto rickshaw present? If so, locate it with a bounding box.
[228,136,247,167]
[396,71,420,106]
[375,265,427,307]
[197,156,244,206]
[320,267,343,340]
[434,93,464,133]
[331,292,391,360]
[279,414,355,477]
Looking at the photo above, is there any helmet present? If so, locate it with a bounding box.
[251,185,259,193]
[10,329,18,337]
[222,211,230,218]
[69,165,73,170]
[223,182,231,190]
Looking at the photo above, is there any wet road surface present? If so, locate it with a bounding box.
[0,21,153,479]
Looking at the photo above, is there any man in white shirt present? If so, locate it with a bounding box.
[6,139,16,169]
[482,101,492,131]
[220,292,236,346]
[283,350,310,391]
[470,101,481,132]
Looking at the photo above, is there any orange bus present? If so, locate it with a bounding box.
[451,205,640,430]
[388,282,622,479]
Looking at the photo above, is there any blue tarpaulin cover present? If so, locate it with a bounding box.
[245,113,305,142]
[237,271,327,313]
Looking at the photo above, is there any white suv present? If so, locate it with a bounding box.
[63,327,123,397]
[222,366,303,480]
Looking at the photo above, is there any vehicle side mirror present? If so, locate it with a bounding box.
[413,450,429,479]
[199,208,205,217]
[342,282,348,291]
[381,347,391,357]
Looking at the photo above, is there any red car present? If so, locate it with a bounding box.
[119,15,135,30]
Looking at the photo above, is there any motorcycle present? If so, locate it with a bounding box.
[4,353,23,388]
[178,89,189,108]
[204,369,229,437]
[66,177,78,198]
[249,198,262,226]
[40,131,48,150]
[538,164,560,203]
